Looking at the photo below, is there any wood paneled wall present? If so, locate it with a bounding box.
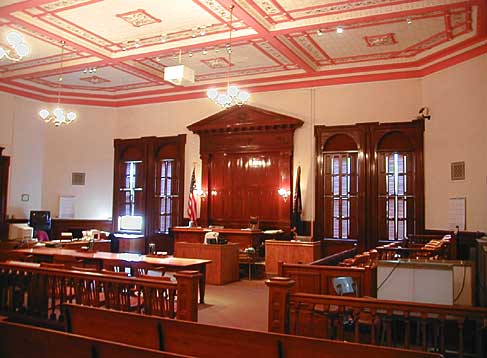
[188,105,303,230]
[0,148,10,241]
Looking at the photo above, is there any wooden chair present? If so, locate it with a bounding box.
[102,259,130,275]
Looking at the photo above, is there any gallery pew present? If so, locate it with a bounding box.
[278,261,377,297]
[266,277,487,358]
[0,261,200,323]
[0,320,192,358]
[64,304,441,358]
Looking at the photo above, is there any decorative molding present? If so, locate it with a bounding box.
[116,9,162,28]
[364,33,397,47]
[201,57,233,69]
[79,75,111,85]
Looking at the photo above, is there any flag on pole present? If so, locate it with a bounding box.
[291,165,303,235]
[187,168,197,224]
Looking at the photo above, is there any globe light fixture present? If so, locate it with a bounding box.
[0,30,30,62]
[206,5,249,108]
[38,41,77,127]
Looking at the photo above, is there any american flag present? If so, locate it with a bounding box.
[187,168,197,223]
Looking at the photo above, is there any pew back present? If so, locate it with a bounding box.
[0,320,193,358]
[65,304,441,358]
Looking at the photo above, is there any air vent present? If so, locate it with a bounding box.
[451,162,465,181]
[72,172,86,186]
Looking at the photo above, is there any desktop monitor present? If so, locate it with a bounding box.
[118,215,143,233]
[29,210,51,231]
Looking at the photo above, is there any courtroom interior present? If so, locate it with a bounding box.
[0,0,487,357]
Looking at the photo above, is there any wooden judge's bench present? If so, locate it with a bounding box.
[172,227,266,251]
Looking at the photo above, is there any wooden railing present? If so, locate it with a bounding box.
[0,261,200,323]
[0,320,191,358]
[278,261,377,297]
[310,247,358,266]
[266,277,487,358]
[63,304,442,358]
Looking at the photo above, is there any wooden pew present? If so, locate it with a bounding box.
[0,320,192,358]
[278,261,377,297]
[0,261,200,323]
[267,277,487,358]
[64,304,441,358]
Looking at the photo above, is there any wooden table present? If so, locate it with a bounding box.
[175,242,239,285]
[14,247,211,303]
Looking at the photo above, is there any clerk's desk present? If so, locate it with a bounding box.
[172,227,266,251]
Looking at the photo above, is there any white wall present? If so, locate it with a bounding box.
[1,55,486,231]
[0,92,45,218]
[41,105,116,219]
[422,54,487,231]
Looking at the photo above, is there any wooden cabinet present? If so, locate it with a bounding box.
[175,242,239,285]
[265,240,321,276]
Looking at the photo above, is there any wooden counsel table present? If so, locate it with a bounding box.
[175,242,239,285]
[172,227,265,250]
[14,247,211,303]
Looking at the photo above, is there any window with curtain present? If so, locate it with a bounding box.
[315,120,424,249]
[157,159,178,234]
[324,153,358,239]
[113,135,186,251]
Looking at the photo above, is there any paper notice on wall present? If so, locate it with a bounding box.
[59,196,75,219]
[448,197,466,230]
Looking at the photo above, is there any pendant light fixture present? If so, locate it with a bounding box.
[38,41,77,126]
[206,4,249,108]
[0,30,30,62]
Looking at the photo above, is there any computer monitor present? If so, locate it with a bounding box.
[118,215,143,233]
[8,223,33,240]
[29,211,51,231]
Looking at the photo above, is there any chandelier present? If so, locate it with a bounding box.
[0,31,30,62]
[38,41,77,126]
[206,5,249,108]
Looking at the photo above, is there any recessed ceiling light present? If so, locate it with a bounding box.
[317,29,323,36]
[336,26,344,34]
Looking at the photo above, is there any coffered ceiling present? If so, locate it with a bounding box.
[0,0,485,107]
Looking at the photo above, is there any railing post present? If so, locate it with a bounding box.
[174,270,200,322]
[266,277,295,333]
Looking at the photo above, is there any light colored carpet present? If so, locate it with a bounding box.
[197,279,268,332]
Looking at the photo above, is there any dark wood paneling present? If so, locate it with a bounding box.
[189,105,303,230]
[0,148,10,241]
[50,219,113,241]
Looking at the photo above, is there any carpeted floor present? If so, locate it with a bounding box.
[197,279,268,332]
